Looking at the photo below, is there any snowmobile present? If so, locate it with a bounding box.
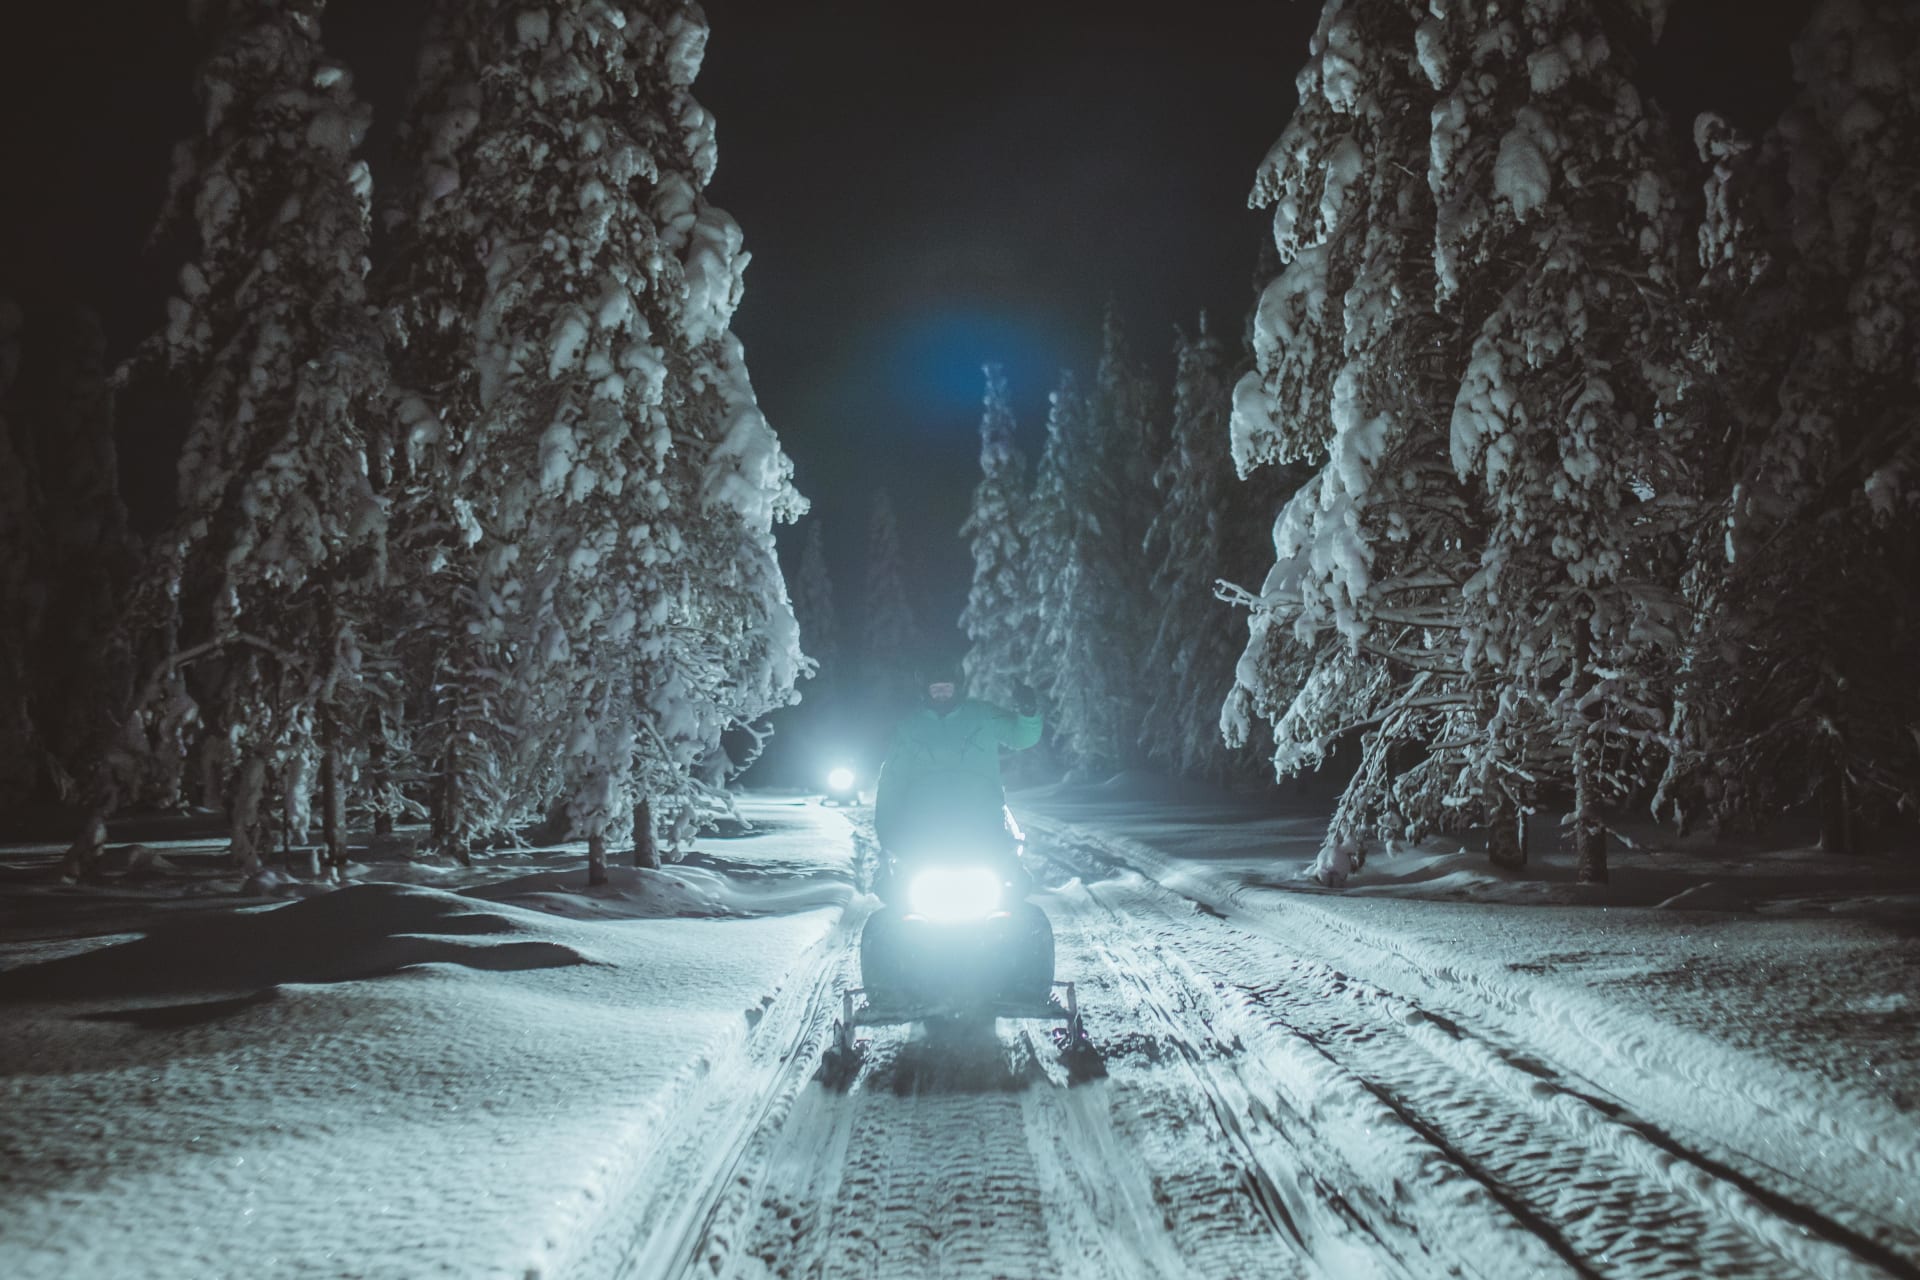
[826,804,1089,1070]
[820,764,861,808]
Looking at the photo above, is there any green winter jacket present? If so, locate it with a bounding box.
[873,698,1042,852]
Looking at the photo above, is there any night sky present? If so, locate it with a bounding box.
[0,0,1811,643]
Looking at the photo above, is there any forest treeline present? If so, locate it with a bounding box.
[0,0,804,882]
[3,0,1915,887]
[927,0,1915,880]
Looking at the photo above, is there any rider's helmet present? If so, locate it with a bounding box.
[917,656,963,708]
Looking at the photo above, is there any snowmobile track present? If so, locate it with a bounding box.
[560,913,865,1280]
[1036,817,1920,1280]
[585,815,1915,1280]
[1058,887,1433,1280]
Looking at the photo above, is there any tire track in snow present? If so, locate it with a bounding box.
[701,903,1341,1276]
[1053,878,1576,1280]
[718,1027,1066,1280]
[1036,812,1920,1262]
[1014,1033,1213,1280]
[1037,819,1915,1280]
[556,910,864,1280]
[710,867,1458,1280]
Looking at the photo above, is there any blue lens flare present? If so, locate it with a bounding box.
[882,309,1061,419]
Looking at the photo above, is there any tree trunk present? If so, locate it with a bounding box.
[428,753,448,849]
[229,755,269,875]
[278,764,294,864]
[369,727,394,837]
[587,831,609,887]
[1819,760,1858,856]
[437,748,470,867]
[320,722,346,882]
[1488,789,1527,870]
[632,797,658,869]
[1573,735,1607,884]
[1569,603,1606,884]
[62,805,109,881]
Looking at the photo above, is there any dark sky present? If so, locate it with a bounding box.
[697,0,1324,639]
[0,0,1812,644]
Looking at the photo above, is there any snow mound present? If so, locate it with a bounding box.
[0,883,593,1001]
[91,844,179,879]
[1029,769,1240,808]
[464,859,851,920]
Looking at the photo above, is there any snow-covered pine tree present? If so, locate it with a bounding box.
[959,364,1033,709]
[561,6,805,874]
[645,325,806,854]
[1430,0,1695,883]
[1223,0,1491,866]
[1041,312,1161,776]
[385,0,803,880]
[1020,370,1078,732]
[772,516,840,790]
[0,300,38,805]
[791,519,839,692]
[130,0,387,876]
[860,487,921,715]
[7,305,137,826]
[1664,1,1920,851]
[1139,316,1272,780]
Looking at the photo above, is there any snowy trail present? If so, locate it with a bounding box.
[658,819,1916,1280]
[1038,819,1920,1280]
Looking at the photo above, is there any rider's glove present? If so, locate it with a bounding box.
[1013,681,1039,717]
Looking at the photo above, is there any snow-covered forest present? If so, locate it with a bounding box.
[4,1,1920,1277]
[937,0,1918,881]
[1,0,804,883]
[5,0,1910,886]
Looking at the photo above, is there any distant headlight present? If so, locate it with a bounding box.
[905,866,1002,923]
[826,766,857,793]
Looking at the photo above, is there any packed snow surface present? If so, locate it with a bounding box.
[0,799,854,1280]
[4,786,1916,1279]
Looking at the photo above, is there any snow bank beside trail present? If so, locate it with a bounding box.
[0,798,856,1280]
[466,857,850,921]
[0,882,597,1001]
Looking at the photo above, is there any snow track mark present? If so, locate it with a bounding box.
[1037,819,1919,1280]
[558,912,863,1280]
[715,1029,1068,1280]
[1056,881,1562,1280]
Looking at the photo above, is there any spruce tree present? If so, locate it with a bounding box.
[1665,0,1920,850]
[1432,0,1695,883]
[959,364,1033,708]
[11,305,139,841]
[128,0,387,875]
[0,300,37,805]
[1140,316,1271,780]
[791,519,839,691]
[1041,313,1161,776]
[1229,0,1697,881]
[385,0,803,879]
[1224,0,1490,862]
[1020,370,1078,759]
[860,487,921,716]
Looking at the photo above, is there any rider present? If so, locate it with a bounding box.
[872,659,1042,869]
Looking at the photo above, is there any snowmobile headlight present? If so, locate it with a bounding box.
[826,766,857,794]
[905,866,1002,923]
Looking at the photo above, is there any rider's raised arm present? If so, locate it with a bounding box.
[992,702,1043,751]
